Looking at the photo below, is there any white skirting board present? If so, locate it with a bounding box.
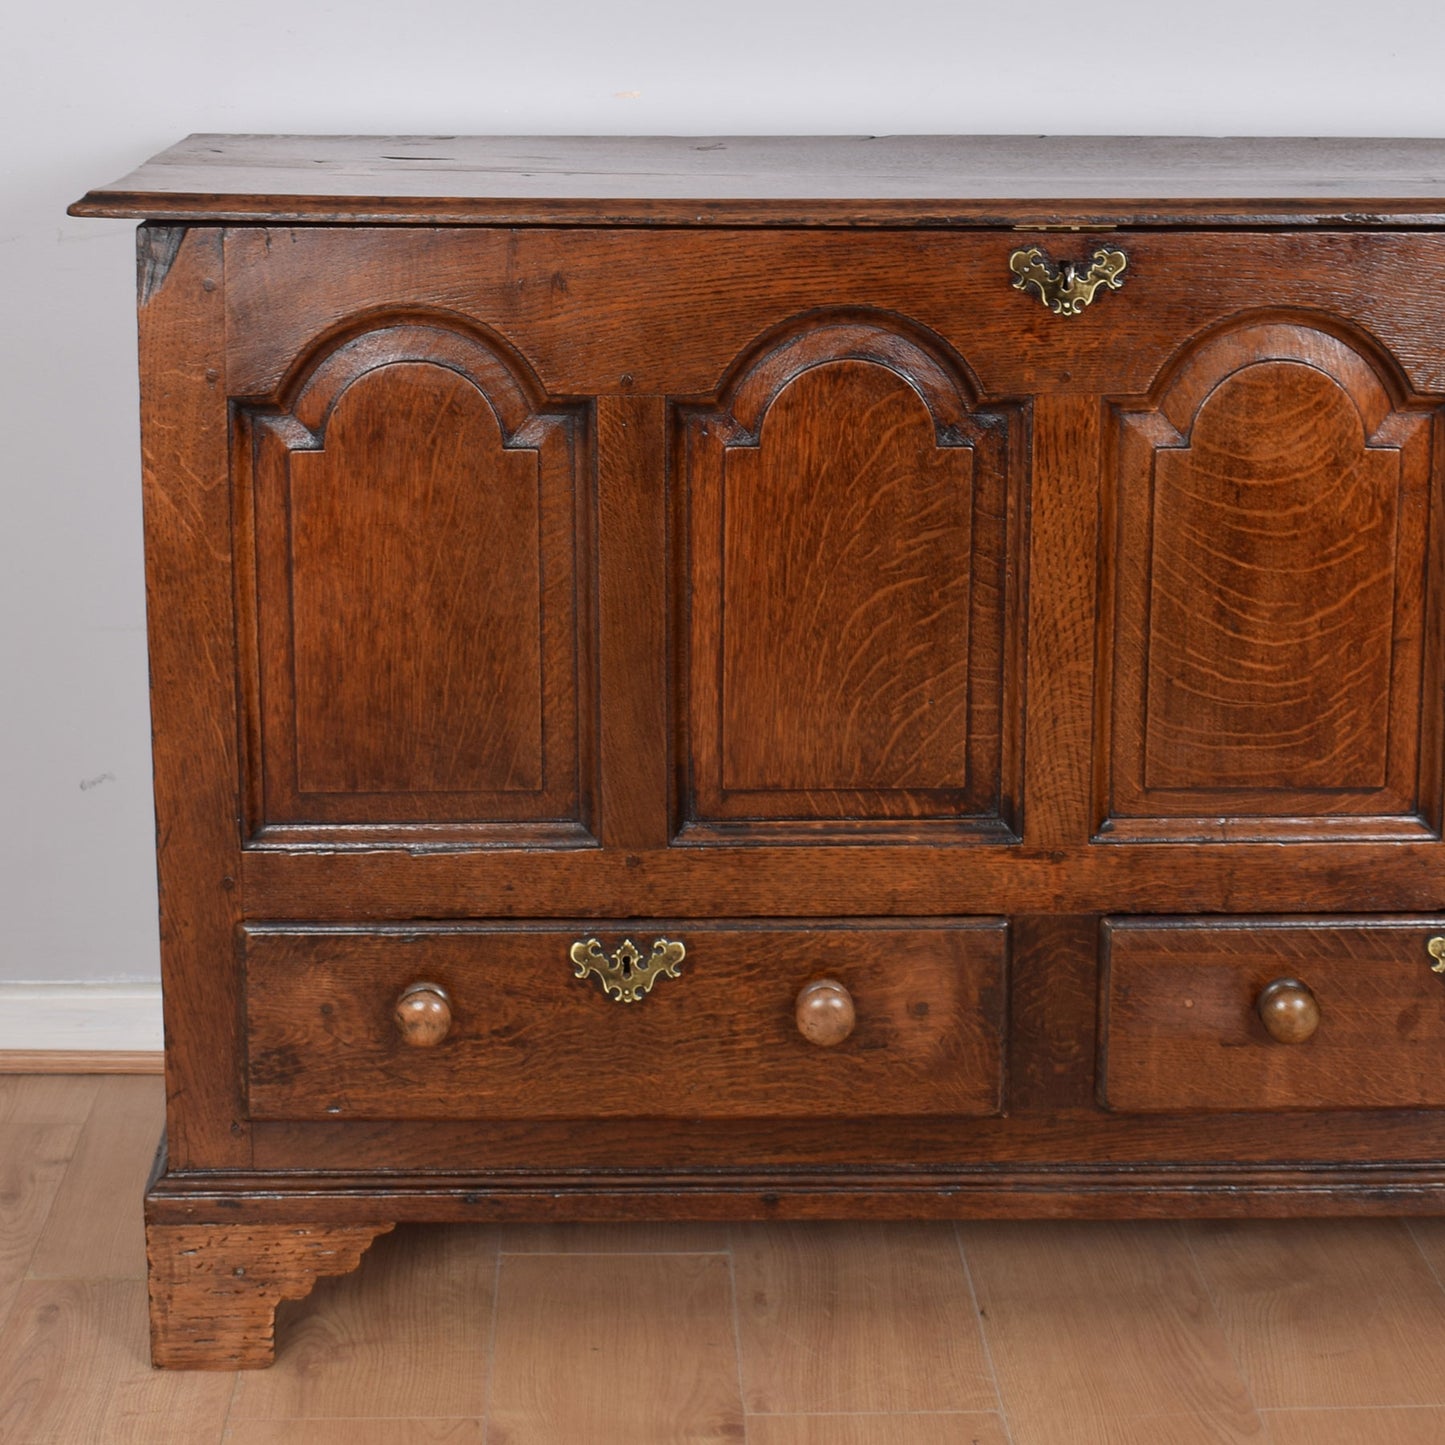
[0,983,163,1053]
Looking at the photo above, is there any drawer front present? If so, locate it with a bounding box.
[243,920,1006,1121]
[1101,918,1445,1112]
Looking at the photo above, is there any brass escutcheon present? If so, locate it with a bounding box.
[570,936,686,1003]
[1428,936,1445,975]
[1009,244,1128,316]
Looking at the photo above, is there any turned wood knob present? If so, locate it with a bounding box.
[1256,978,1320,1044]
[393,982,453,1047]
[795,978,856,1047]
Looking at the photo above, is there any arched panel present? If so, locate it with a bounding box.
[677,315,1023,841]
[240,322,592,842]
[1102,320,1440,841]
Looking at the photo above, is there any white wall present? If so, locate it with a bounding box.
[3,0,1445,985]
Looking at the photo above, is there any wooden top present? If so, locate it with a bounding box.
[69,134,1445,227]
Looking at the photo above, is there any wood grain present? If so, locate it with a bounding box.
[68,134,1445,227]
[732,1222,999,1414]
[497,1221,729,1253]
[241,921,1007,1122]
[1263,1407,1445,1444]
[227,1424,485,1445]
[147,1222,393,1368]
[1100,918,1445,1112]
[0,1073,100,1123]
[138,223,249,1170]
[12,1085,1445,1440]
[0,1279,234,1443]
[218,228,1445,401]
[229,1225,494,1418]
[488,1252,743,1444]
[1105,322,1436,839]
[960,1221,1261,1444]
[241,321,589,840]
[0,1050,163,1075]
[1026,394,1100,846]
[0,1124,79,1324]
[28,1074,162,1278]
[64,143,1445,1372]
[597,395,667,849]
[1407,1217,1445,1286]
[1187,1220,1445,1408]
[680,317,1019,838]
[746,1416,1010,1445]
[240,833,1445,916]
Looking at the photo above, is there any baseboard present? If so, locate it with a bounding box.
[0,983,163,1070]
[0,1049,163,1074]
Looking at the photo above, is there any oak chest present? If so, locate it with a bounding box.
[71,135,1445,1368]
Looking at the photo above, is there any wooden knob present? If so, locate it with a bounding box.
[795,978,856,1048]
[393,982,452,1047]
[1256,978,1320,1044]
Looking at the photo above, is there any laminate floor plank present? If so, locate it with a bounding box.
[27,1075,162,1280]
[488,1251,743,1445]
[732,1222,999,1417]
[228,1224,496,1422]
[0,1074,101,1125]
[960,1221,1263,1445]
[0,1278,233,1445]
[1262,1405,1445,1443]
[497,1221,730,1254]
[225,1421,486,1444]
[1186,1219,1445,1409]
[0,1125,80,1324]
[745,1413,1012,1444]
[1407,1218,1445,1291]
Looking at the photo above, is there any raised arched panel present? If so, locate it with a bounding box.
[240,323,591,842]
[1102,321,1440,841]
[678,317,1023,841]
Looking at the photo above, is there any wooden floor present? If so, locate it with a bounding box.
[4,1076,1445,1443]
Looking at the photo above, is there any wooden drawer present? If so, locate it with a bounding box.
[1100,918,1445,1112]
[242,919,1007,1121]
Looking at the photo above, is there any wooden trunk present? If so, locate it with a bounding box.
[70,134,1445,1367]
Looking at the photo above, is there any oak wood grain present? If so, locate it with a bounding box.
[680,318,1019,838]
[237,839,1445,921]
[241,921,1007,1122]
[239,1103,1445,1174]
[67,143,1445,1373]
[218,229,1445,401]
[68,135,1445,227]
[1100,918,1445,1112]
[147,1222,394,1369]
[1026,394,1100,846]
[597,395,667,849]
[732,1222,999,1414]
[488,1252,744,1444]
[240,321,590,842]
[1104,321,1437,840]
[138,224,249,1170]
